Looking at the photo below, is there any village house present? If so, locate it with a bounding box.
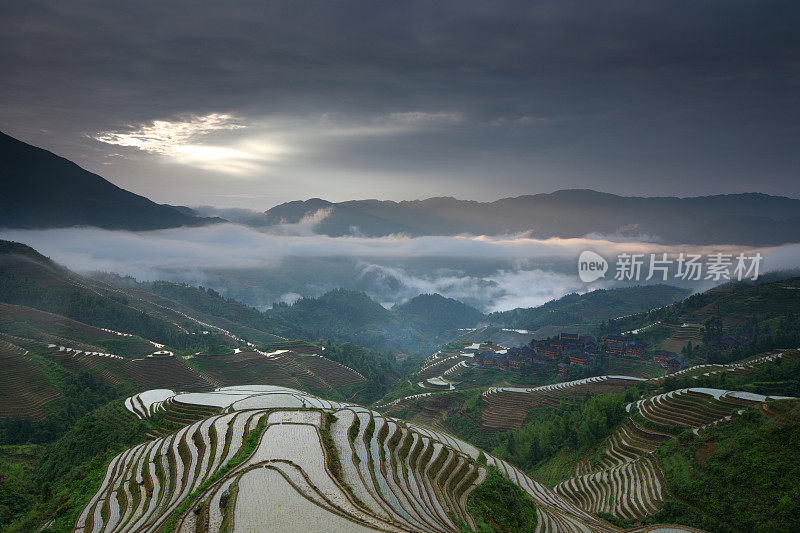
[507,346,536,359]
[474,335,600,374]
[569,353,589,365]
[537,344,562,358]
[558,332,583,353]
[653,349,679,367]
[604,335,627,356]
[495,354,509,370]
[664,354,685,373]
[625,340,650,357]
[473,346,542,373]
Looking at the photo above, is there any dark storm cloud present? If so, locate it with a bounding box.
[1,1,799,207]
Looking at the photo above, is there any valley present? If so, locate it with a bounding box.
[1,239,798,531]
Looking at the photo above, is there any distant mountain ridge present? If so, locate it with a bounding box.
[261,198,421,236]
[263,189,800,245]
[0,131,221,230]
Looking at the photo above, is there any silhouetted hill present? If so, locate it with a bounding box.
[0,132,221,230]
[262,197,419,236]
[0,240,55,266]
[263,190,800,244]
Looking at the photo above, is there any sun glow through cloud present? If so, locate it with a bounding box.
[91,113,286,175]
[91,110,466,177]
[93,113,244,153]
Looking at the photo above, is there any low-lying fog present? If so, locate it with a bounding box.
[3,220,799,312]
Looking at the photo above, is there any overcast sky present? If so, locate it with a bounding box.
[2,1,799,209]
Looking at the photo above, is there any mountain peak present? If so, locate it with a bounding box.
[0,132,219,231]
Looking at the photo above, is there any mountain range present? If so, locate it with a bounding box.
[259,192,800,245]
[3,131,800,246]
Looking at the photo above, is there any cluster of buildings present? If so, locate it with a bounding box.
[604,334,686,372]
[533,332,598,365]
[472,332,599,373]
[603,335,649,357]
[469,330,689,376]
[473,345,537,371]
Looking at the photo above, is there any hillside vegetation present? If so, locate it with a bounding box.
[0,242,402,439]
[93,274,292,342]
[598,278,800,364]
[394,293,486,336]
[652,400,800,532]
[1,400,155,533]
[266,289,438,356]
[489,285,689,335]
[464,349,800,531]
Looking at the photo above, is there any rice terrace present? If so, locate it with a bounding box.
[1,239,800,532]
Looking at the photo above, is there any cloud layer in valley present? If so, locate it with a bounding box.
[3,223,798,312]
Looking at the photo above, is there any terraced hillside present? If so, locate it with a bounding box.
[0,331,379,458]
[482,351,793,431]
[481,376,647,429]
[487,285,691,337]
[377,392,461,435]
[657,322,703,354]
[0,302,159,357]
[627,387,792,433]
[96,282,287,345]
[35,341,213,391]
[408,345,480,392]
[417,353,471,381]
[191,349,366,392]
[659,350,785,382]
[0,302,369,421]
[1,308,365,390]
[80,386,697,533]
[0,338,61,419]
[551,386,795,521]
